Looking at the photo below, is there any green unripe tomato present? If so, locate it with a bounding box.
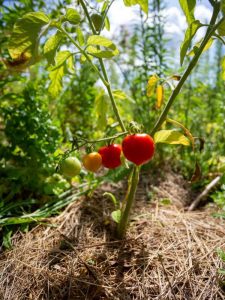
[61,157,81,177]
[91,13,103,32]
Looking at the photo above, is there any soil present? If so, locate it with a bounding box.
[0,169,225,300]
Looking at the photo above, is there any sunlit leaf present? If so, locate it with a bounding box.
[221,0,225,14]
[179,0,196,24]
[188,37,214,56]
[48,51,73,97]
[154,130,190,146]
[95,89,108,128]
[105,16,110,31]
[217,20,225,36]
[87,35,119,58]
[8,12,49,63]
[222,56,225,81]
[146,74,158,97]
[111,209,122,223]
[166,118,195,149]
[76,27,85,46]
[171,75,181,81]
[180,20,203,65]
[123,0,148,14]
[44,31,63,65]
[156,85,164,109]
[112,90,135,103]
[65,8,81,25]
[48,51,72,71]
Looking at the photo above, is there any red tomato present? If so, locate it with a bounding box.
[122,134,155,166]
[98,144,122,169]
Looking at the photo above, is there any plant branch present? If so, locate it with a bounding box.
[117,166,140,239]
[79,0,126,132]
[151,10,224,136]
[213,33,225,45]
[74,131,128,150]
[58,26,108,86]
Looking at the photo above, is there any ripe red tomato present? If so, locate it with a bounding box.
[98,144,122,169]
[122,134,155,166]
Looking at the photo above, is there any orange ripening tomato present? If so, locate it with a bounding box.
[82,152,102,173]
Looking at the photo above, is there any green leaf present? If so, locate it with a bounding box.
[123,0,148,14]
[221,0,225,14]
[65,8,81,25]
[180,20,203,65]
[217,248,225,261]
[188,37,214,56]
[43,31,63,65]
[154,130,190,146]
[179,0,196,24]
[95,89,108,128]
[218,269,225,275]
[222,56,225,81]
[76,27,85,46]
[105,16,110,31]
[48,50,72,71]
[48,51,72,97]
[87,35,119,58]
[160,198,171,206]
[166,118,195,149]
[217,20,225,36]
[8,12,49,62]
[103,192,118,208]
[111,210,122,223]
[112,90,135,103]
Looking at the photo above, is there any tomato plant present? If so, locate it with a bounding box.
[5,0,225,239]
[98,144,122,169]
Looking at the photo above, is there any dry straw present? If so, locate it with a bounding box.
[1,171,225,299]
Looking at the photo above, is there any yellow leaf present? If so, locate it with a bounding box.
[146,75,158,97]
[156,85,164,109]
[166,118,195,150]
[154,130,190,146]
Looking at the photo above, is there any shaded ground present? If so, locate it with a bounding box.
[1,170,225,299]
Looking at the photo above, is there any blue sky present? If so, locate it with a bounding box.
[106,0,212,43]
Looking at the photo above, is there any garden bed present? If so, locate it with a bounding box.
[1,171,225,299]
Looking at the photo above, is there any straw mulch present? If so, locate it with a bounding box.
[1,171,225,300]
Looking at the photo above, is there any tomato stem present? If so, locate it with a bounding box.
[117,165,140,239]
[151,5,224,136]
[79,0,126,132]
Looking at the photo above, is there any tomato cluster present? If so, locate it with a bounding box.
[60,134,155,177]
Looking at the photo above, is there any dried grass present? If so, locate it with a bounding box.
[1,171,225,300]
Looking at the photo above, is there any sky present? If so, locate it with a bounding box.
[105,0,213,44]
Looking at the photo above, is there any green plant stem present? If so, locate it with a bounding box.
[58,26,108,86]
[151,9,224,136]
[117,166,140,239]
[79,0,97,34]
[75,131,128,149]
[99,59,126,131]
[79,0,126,132]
